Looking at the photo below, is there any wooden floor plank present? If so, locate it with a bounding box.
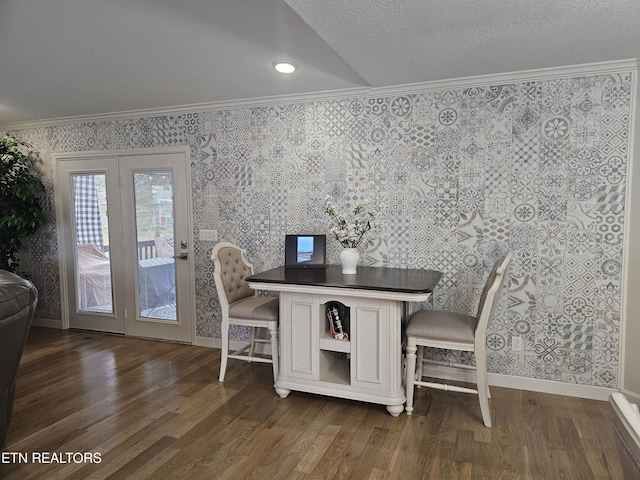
[0,328,629,479]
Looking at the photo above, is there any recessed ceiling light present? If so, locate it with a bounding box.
[273,60,297,74]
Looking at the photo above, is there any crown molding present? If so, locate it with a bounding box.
[371,58,638,97]
[3,87,371,131]
[4,58,637,131]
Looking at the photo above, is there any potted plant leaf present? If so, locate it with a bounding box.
[0,134,45,272]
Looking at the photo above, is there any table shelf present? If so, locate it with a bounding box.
[319,335,351,353]
[319,350,350,385]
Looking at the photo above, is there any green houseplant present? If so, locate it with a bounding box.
[0,134,45,272]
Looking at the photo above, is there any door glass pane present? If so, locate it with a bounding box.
[73,174,113,313]
[133,171,177,321]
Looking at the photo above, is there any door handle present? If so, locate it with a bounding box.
[174,253,188,260]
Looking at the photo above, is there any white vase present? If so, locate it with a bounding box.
[339,248,360,274]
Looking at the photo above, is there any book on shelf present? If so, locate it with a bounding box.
[326,301,349,340]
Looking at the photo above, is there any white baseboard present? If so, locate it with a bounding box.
[422,364,617,401]
[32,317,63,329]
[620,388,640,404]
[490,373,617,401]
[195,336,220,349]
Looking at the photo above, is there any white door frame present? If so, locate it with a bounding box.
[54,155,125,333]
[52,146,195,343]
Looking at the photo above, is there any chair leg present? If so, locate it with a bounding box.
[405,339,418,415]
[248,326,257,362]
[415,345,424,383]
[269,322,279,386]
[475,353,491,427]
[219,321,230,383]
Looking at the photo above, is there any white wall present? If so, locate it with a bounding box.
[623,70,640,401]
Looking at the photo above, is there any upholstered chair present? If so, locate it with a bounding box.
[211,242,279,384]
[404,252,512,427]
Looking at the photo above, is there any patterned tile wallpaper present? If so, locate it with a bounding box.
[13,70,633,388]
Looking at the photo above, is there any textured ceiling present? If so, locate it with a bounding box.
[285,0,640,87]
[1,0,638,126]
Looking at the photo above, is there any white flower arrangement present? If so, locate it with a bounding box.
[324,196,382,249]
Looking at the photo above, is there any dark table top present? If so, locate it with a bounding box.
[247,265,442,295]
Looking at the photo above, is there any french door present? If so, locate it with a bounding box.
[54,148,194,343]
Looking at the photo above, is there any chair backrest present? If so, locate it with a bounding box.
[474,252,512,344]
[211,242,255,309]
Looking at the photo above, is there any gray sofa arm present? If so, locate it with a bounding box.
[0,270,38,448]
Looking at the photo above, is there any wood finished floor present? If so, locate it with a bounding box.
[0,327,627,479]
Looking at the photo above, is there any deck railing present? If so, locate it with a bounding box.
[101,239,157,259]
